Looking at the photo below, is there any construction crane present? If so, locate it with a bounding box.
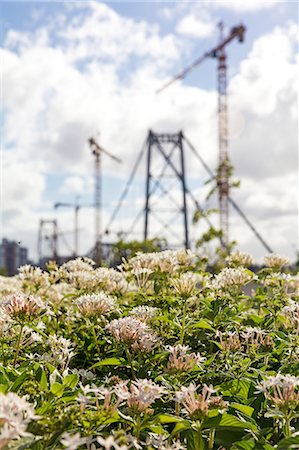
[37,219,58,263]
[54,197,80,257]
[157,22,246,250]
[88,137,122,265]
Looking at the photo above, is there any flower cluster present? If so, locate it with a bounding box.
[46,334,75,371]
[106,317,158,352]
[131,267,154,289]
[211,267,254,289]
[62,257,95,273]
[264,254,290,270]
[18,265,50,291]
[1,249,298,448]
[176,384,228,419]
[75,292,117,317]
[125,249,197,274]
[0,293,46,323]
[217,328,273,353]
[216,331,241,352]
[171,272,198,298]
[226,250,253,267]
[166,345,204,373]
[95,267,129,294]
[282,300,299,330]
[0,392,37,448]
[129,305,158,322]
[114,379,165,413]
[256,374,299,410]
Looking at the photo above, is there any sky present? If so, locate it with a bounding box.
[1,0,298,263]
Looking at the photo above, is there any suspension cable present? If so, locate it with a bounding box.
[104,138,147,234]
[183,134,273,253]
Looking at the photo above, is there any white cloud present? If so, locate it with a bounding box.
[1,2,297,261]
[230,25,298,116]
[229,24,298,182]
[212,0,280,12]
[59,176,85,194]
[2,154,45,214]
[176,14,216,38]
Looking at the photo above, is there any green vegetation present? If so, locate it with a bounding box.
[0,250,298,449]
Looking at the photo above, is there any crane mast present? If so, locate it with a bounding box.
[89,137,122,266]
[217,22,229,248]
[157,22,246,250]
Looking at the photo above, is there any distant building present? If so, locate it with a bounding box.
[0,239,29,276]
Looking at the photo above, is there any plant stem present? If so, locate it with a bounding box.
[125,348,136,380]
[284,414,292,437]
[89,319,100,356]
[135,415,141,440]
[179,300,188,345]
[208,428,215,449]
[13,324,24,367]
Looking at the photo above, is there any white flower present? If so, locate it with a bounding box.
[95,268,129,294]
[212,267,254,289]
[62,258,95,273]
[106,317,158,352]
[97,435,128,450]
[0,293,48,321]
[171,272,199,298]
[0,392,37,447]
[256,374,299,408]
[114,379,165,413]
[75,293,117,317]
[60,432,87,449]
[264,254,289,269]
[123,249,197,275]
[47,334,75,370]
[18,265,50,289]
[129,305,158,322]
[226,251,253,267]
[166,345,204,372]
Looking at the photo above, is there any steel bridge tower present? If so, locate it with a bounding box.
[37,219,58,264]
[144,130,189,249]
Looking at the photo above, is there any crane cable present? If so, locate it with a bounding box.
[152,139,225,246]
[183,134,273,253]
[104,138,147,235]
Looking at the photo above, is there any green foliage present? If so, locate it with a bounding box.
[110,237,167,265]
[0,250,298,448]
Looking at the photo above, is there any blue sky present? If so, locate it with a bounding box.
[1,1,298,262]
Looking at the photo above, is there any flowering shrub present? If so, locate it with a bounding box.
[0,250,298,449]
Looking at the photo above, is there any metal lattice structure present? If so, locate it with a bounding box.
[157,23,246,249]
[104,129,273,255]
[89,137,121,265]
[144,130,189,249]
[37,219,58,263]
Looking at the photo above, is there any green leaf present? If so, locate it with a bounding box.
[231,403,254,417]
[190,319,214,331]
[203,413,257,431]
[277,435,299,449]
[231,379,252,399]
[170,420,191,437]
[148,425,166,434]
[36,367,48,391]
[157,414,183,424]
[90,357,125,369]
[231,440,255,450]
[9,372,27,393]
[63,373,79,389]
[50,382,64,397]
